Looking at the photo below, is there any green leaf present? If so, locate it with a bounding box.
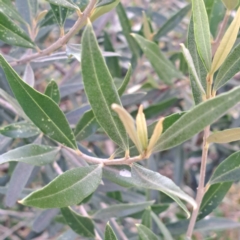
[198,182,232,220]
[0,55,77,150]
[104,222,118,240]
[81,22,128,150]
[187,17,207,104]
[192,0,212,70]
[151,212,174,240]
[0,11,35,48]
[131,98,178,119]
[210,151,240,184]
[92,201,154,220]
[20,164,102,208]
[117,65,132,96]
[136,224,159,240]
[207,128,240,143]
[74,66,131,141]
[0,121,40,138]
[154,87,240,151]
[0,0,26,24]
[141,208,152,228]
[132,33,180,84]
[131,164,196,217]
[61,207,95,238]
[90,0,120,22]
[0,144,60,166]
[214,43,240,90]
[154,4,191,40]
[104,31,121,78]
[210,7,240,75]
[116,3,140,62]
[50,3,69,27]
[44,80,60,104]
[46,0,79,10]
[180,43,205,97]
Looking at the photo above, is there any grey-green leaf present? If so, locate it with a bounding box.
[132,33,180,84]
[0,144,60,166]
[192,0,212,70]
[210,151,240,184]
[104,222,118,240]
[136,224,159,240]
[61,207,95,238]
[214,43,240,91]
[154,4,191,40]
[81,22,128,150]
[0,11,35,48]
[0,121,40,138]
[187,16,207,104]
[198,182,232,220]
[117,65,132,96]
[131,164,197,217]
[104,31,121,78]
[44,80,60,104]
[154,87,240,151]
[0,55,77,149]
[46,0,79,10]
[20,164,102,208]
[92,201,154,220]
[116,3,140,62]
[50,3,69,27]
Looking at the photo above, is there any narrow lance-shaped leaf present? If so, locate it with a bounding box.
[210,151,240,184]
[187,17,207,104]
[180,43,205,96]
[116,3,140,63]
[90,0,120,22]
[222,0,239,10]
[46,0,79,10]
[0,144,60,166]
[61,207,95,238]
[198,182,232,220]
[136,224,159,240]
[81,22,128,150]
[104,222,118,240]
[0,11,35,48]
[210,7,240,74]
[192,0,212,70]
[19,164,102,208]
[207,128,240,143]
[92,201,154,219]
[44,80,60,104]
[154,4,191,40]
[214,43,240,91]
[132,164,197,217]
[0,121,40,138]
[142,11,152,40]
[154,86,240,151]
[104,31,121,78]
[117,65,132,96]
[132,33,180,84]
[0,55,77,150]
[50,3,68,28]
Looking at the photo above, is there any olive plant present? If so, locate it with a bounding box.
[0,0,240,239]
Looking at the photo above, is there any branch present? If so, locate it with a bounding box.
[10,0,97,67]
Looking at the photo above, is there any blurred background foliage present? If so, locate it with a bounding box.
[0,0,240,239]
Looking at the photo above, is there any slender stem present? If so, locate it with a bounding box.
[212,10,231,56]
[186,126,210,238]
[10,0,96,67]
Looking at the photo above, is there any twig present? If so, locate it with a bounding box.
[186,126,210,238]
[10,0,97,67]
[212,10,231,56]
[110,219,128,240]
[0,221,27,240]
